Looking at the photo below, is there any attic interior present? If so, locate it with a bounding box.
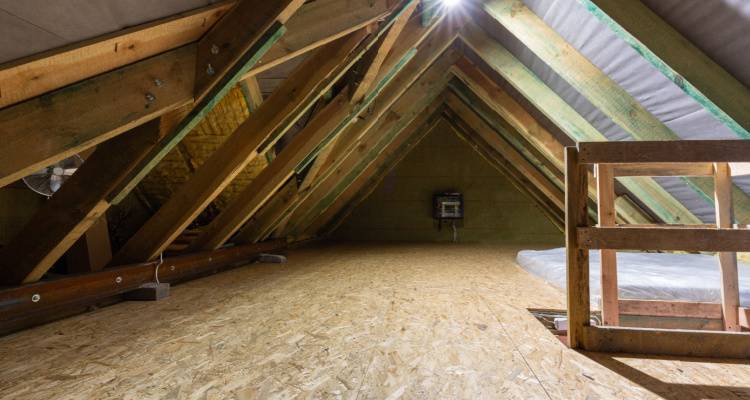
[2,0,750,398]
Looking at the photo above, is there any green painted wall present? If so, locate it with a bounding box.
[331,123,564,244]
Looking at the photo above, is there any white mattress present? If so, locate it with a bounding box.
[517,248,750,308]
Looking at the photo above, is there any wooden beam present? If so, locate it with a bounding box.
[244,22,457,241]
[66,215,113,274]
[307,105,445,237]
[0,119,163,285]
[239,76,264,111]
[232,179,299,244]
[715,162,741,331]
[479,1,750,223]
[0,46,195,189]
[579,140,750,164]
[458,22,700,225]
[596,164,619,326]
[565,146,591,348]
[112,32,367,264]
[193,0,305,100]
[249,0,390,77]
[577,0,750,139]
[0,240,284,335]
[578,227,750,252]
[188,92,355,250]
[444,92,565,210]
[611,163,715,177]
[447,113,565,231]
[619,299,723,320]
[0,2,233,109]
[350,1,419,103]
[279,45,459,238]
[582,325,750,359]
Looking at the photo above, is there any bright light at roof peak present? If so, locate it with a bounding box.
[442,0,461,8]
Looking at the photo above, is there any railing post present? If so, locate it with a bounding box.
[714,162,740,331]
[596,164,619,326]
[566,146,590,348]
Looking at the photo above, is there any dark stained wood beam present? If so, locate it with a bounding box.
[0,119,164,285]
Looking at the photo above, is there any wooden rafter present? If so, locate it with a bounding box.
[350,0,419,103]
[578,0,750,139]
[310,107,446,237]
[198,18,458,248]
[0,119,164,285]
[458,21,700,225]
[112,31,368,264]
[278,44,459,239]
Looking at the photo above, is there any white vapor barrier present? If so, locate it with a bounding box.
[516,248,750,308]
[489,0,750,222]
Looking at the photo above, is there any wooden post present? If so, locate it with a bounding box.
[596,164,619,326]
[714,162,740,331]
[565,146,590,348]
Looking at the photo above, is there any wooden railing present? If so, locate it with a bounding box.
[565,140,750,359]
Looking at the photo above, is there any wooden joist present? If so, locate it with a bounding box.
[112,32,367,264]
[618,299,723,320]
[0,119,164,285]
[578,0,750,139]
[232,179,299,244]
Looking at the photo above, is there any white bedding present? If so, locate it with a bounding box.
[517,248,750,308]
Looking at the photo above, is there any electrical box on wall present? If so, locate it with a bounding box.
[433,192,463,220]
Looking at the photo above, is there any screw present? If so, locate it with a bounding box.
[145,92,156,103]
[31,294,41,303]
[154,78,163,87]
[170,265,175,271]
[115,276,123,284]
[210,44,220,55]
[206,63,215,76]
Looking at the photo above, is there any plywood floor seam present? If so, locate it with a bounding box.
[2,243,750,399]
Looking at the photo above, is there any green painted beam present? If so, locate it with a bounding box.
[480,0,750,223]
[577,0,750,140]
[459,23,700,224]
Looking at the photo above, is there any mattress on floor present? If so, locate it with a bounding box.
[516,248,750,308]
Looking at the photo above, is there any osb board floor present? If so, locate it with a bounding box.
[2,243,750,400]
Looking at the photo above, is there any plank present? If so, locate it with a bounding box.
[714,162,741,331]
[66,216,113,274]
[112,32,366,264]
[232,179,299,244]
[596,164,619,326]
[0,240,284,335]
[193,0,305,100]
[350,0,418,103]
[0,119,163,285]
[578,227,750,252]
[0,2,233,109]
[578,0,750,139]
[249,0,390,76]
[579,140,750,164]
[582,325,750,359]
[611,163,715,177]
[0,45,195,189]
[565,146,591,348]
[618,299,723,320]
[458,22,700,225]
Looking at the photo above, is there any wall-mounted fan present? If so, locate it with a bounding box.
[23,155,83,197]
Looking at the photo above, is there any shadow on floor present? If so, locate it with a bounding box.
[583,352,750,400]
